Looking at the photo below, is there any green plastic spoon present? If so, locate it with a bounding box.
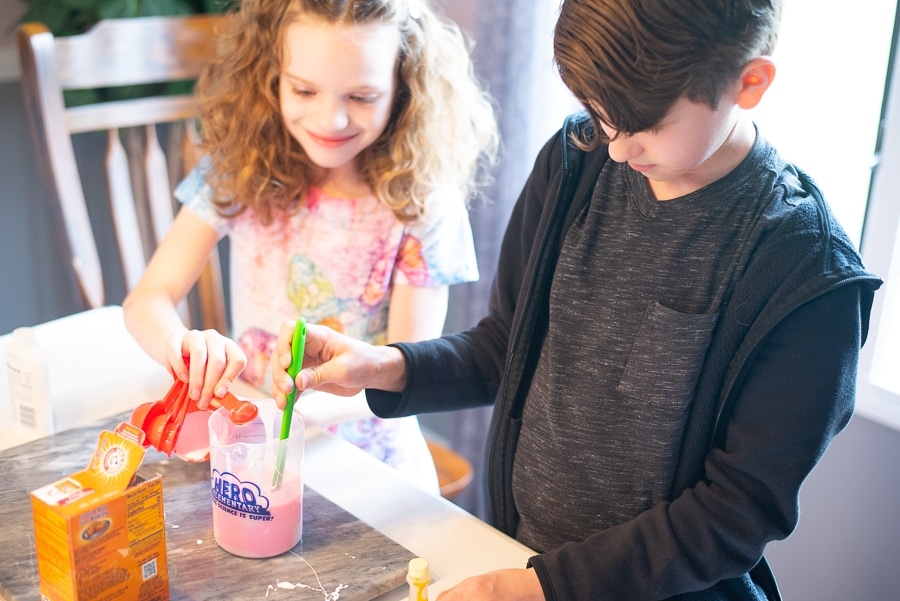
[273,317,306,488]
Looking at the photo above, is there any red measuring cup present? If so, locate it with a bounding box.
[129,373,259,461]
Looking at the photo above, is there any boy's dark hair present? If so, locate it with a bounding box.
[554,0,782,146]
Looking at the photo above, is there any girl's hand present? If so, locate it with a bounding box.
[436,568,544,601]
[166,329,247,409]
[271,321,408,409]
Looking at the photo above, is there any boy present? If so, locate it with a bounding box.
[272,0,882,599]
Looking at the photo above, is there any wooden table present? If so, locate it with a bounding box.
[0,308,535,599]
[1,412,422,600]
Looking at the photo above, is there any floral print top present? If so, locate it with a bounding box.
[174,160,479,492]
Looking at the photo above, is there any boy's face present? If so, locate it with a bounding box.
[279,16,400,186]
[590,95,753,199]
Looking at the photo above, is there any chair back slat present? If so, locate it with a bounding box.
[145,123,175,247]
[66,95,198,134]
[18,16,227,333]
[53,16,222,91]
[105,128,146,293]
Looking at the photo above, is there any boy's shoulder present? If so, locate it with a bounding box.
[731,141,869,279]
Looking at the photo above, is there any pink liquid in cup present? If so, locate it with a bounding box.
[211,466,302,558]
[173,409,213,462]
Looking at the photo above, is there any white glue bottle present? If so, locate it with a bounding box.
[407,557,430,601]
[6,327,53,441]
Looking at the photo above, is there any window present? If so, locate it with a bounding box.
[749,1,900,430]
[858,5,900,431]
[751,1,900,430]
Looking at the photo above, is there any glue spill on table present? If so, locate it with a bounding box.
[264,551,349,600]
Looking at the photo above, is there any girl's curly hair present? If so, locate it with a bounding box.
[196,0,499,225]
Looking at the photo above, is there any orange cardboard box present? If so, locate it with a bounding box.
[30,422,169,601]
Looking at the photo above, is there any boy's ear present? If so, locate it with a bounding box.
[736,57,776,109]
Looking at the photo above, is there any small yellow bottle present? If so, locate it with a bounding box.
[406,557,430,601]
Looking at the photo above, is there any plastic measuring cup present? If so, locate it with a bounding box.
[207,398,304,558]
[129,376,215,462]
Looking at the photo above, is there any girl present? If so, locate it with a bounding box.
[123,0,498,490]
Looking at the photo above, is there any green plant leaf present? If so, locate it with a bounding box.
[200,0,232,13]
[165,80,197,95]
[60,0,98,11]
[95,0,196,19]
[63,88,100,107]
[20,0,78,35]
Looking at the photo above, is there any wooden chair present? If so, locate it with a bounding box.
[17,15,227,331]
[426,437,474,500]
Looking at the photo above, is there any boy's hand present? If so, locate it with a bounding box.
[166,329,247,409]
[271,321,408,409]
[436,568,543,601]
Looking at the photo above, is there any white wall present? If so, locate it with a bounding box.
[0,0,25,81]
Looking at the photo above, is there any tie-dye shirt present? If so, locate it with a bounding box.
[175,160,479,491]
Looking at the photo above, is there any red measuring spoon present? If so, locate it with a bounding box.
[130,400,165,433]
[211,392,259,424]
[161,385,192,455]
[145,412,172,452]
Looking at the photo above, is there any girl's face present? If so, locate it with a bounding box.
[590,95,753,200]
[279,16,401,186]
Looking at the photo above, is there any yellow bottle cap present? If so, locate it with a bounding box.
[408,557,430,580]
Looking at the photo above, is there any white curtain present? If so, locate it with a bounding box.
[439,0,575,518]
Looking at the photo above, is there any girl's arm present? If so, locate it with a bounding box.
[386,283,449,343]
[123,207,246,408]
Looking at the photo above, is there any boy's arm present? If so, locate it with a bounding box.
[297,284,450,426]
[367,123,569,418]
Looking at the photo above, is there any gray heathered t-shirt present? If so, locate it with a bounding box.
[513,134,781,552]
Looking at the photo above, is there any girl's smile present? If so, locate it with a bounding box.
[305,131,360,148]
